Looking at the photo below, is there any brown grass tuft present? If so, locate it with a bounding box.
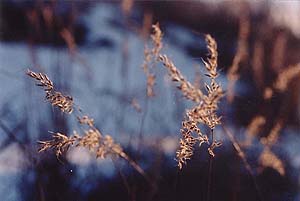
[38,132,77,157]
[159,55,204,103]
[151,23,163,58]
[27,70,53,92]
[176,119,209,169]
[39,128,124,161]
[28,70,148,180]
[27,69,74,113]
[159,33,223,169]
[143,23,163,97]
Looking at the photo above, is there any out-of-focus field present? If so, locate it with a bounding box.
[0,1,299,201]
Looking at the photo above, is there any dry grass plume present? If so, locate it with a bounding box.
[27,69,148,180]
[159,33,223,169]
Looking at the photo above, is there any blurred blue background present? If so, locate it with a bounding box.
[0,1,300,201]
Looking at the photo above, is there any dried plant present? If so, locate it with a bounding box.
[142,23,163,97]
[244,65,299,176]
[227,14,250,103]
[260,120,283,147]
[27,70,73,113]
[27,70,148,179]
[141,10,153,39]
[60,28,77,55]
[223,17,295,178]
[39,128,124,161]
[38,132,77,158]
[159,34,223,169]
[257,119,285,175]
[159,55,204,103]
[222,126,253,175]
[263,63,300,99]
[272,63,300,91]
[27,70,53,92]
[207,140,222,157]
[77,115,95,128]
[45,92,73,114]
[244,115,266,146]
[258,147,285,176]
[146,73,156,97]
[131,98,142,113]
[151,23,163,58]
[256,64,300,176]
[25,15,298,199]
[176,119,209,169]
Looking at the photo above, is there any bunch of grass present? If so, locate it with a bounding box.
[39,123,123,161]
[143,23,163,97]
[27,70,147,179]
[159,34,224,169]
[27,70,73,113]
[38,132,77,157]
[159,55,204,103]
